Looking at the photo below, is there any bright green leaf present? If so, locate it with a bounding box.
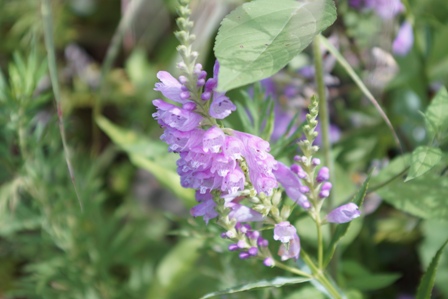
[200,276,311,299]
[416,239,448,299]
[214,0,336,91]
[405,146,443,182]
[425,86,448,139]
[377,168,448,221]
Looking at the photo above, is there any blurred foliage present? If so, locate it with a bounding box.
[0,0,447,298]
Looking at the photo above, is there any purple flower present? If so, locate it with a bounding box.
[152,100,202,132]
[190,195,218,224]
[278,234,300,261]
[273,162,310,209]
[202,126,225,153]
[326,203,361,223]
[227,203,264,222]
[207,61,236,119]
[365,0,404,19]
[274,222,300,260]
[232,131,278,195]
[273,221,298,243]
[154,71,185,103]
[393,21,414,56]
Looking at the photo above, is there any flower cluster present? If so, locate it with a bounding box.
[153,61,278,225]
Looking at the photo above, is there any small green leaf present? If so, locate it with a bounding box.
[200,276,311,299]
[416,239,448,299]
[405,146,443,182]
[324,173,371,267]
[425,86,448,139]
[214,0,336,91]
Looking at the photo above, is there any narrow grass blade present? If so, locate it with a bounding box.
[41,0,83,211]
[320,36,402,152]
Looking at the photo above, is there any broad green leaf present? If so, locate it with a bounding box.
[200,276,311,299]
[376,167,448,221]
[416,239,448,299]
[147,238,204,299]
[214,0,336,91]
[285,286,326,299]
[96,116,195,206]
[323,173,371,267]
[405,146,443,182]
[425,86,448,139]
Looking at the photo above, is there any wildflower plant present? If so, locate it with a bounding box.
[152,0,365,297]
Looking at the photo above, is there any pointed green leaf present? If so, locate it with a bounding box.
[416,239,448,299]
[214,0,336,91]
[324,173,371,267]
[200,276,311,299]
[376,158,448,221]
[425,86,448,139]
[96,116,195,206]
[405,146,443,182]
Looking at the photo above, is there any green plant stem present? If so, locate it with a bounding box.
[316,214,324,270]
[274,261,313,279]
[41,0,83,211]
[313,35,334,208]
[301,251,342,299]
[313,34,338,278]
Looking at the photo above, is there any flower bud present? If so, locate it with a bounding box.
[316,167,330,183]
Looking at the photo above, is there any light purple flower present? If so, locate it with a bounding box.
[154,71,185,103]
[273,162,310,209]
[273,221,298,243]
[152,100,202,132]
[202,126,225,153]
[190,196,218,224]
[393,21,414,56]
[274,222,300,260]
[227,203,264,222]
[207,61,236,119]
[319,182,332,199]
[278,234,300,261]
[326,203,361,223]
[366,0,404,20]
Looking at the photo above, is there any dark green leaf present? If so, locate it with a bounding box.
[200,276,311,299]
[215,0,336,91]
[416,239,448,299]
[405,146,443,182]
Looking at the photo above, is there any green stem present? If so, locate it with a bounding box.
[273,261,313,279]
[312,35,334,209]
[316,214,324,270]
[301,251,342,299]
[41,0,83,211]
[313,34,338,278]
